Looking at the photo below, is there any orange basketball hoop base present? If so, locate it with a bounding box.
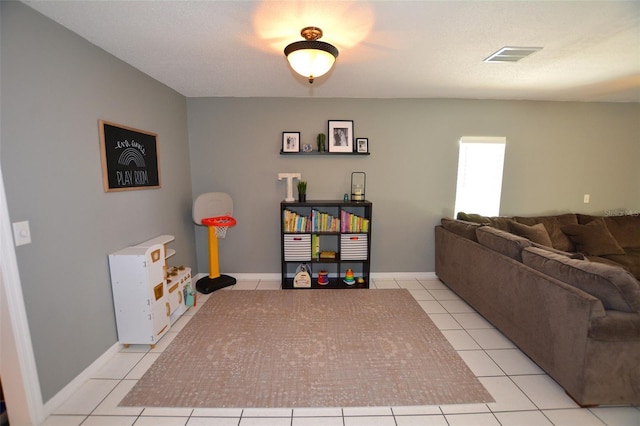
[197,215,237,294]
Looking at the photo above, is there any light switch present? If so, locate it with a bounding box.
[583,194,590,204]
[12,221,31,246]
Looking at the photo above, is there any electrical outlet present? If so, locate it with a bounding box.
[12,221,31,246]
[583,194,590,204]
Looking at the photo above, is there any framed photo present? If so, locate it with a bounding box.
[356,138,369,153]
[99,120,161,192]
[282,132,300,153]
[328,120,354,153]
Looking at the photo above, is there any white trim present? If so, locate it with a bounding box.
[221,272,281,281]
[0,164,44,425]
[371,272,437,280]
[42,342,121,417]
[459,136,507,144]
[197,272,438,282]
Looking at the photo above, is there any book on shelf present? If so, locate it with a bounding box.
[283,209,310,232]
[311,209,340,232]
[283,208,341,233]
[340,211,370,233]
[283,208,369,233]
[311,234,320,259]
[319,250,337,259]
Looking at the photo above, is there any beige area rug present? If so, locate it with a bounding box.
[120,289,493,408]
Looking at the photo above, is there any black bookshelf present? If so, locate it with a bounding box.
[281,200,372,289]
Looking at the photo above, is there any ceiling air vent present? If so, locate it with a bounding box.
[484,46,542,63]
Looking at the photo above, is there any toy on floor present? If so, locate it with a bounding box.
[193,192,237,293]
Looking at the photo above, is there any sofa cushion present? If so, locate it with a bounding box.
[561,218,626,256]
[514,214,578,252]
[456,212,511,231]
[620,247,640,281]
[522,247,640,313]
[593,248,640,282]
[530,242,585,260]
[457,212,489,223]
[578,214,640,249]
[508,220,553,247]
[441,218,485,242]
[476,226,532,262]
[586,255,631,271]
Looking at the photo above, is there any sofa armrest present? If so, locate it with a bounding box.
[588,310,640,341]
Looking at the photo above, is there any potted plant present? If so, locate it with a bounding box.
[317,133,326,152]
[297,180,307,202]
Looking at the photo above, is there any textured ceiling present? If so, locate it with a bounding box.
[22,0,640,102]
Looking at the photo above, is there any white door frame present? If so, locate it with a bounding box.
[0,162,44,425]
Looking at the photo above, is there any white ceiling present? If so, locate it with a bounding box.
[22,0,640,102]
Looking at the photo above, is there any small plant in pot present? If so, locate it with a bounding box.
[317,133,326,152]
[297,180,307,202]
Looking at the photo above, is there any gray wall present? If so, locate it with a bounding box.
[1,2,196,402]
[188,98,640,275]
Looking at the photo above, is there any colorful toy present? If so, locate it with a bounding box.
[318,270,329,285]
[193,192,237,293]
[344,268,355,285]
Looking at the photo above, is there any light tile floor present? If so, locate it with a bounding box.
[43,277,640,426]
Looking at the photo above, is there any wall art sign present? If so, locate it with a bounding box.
[99,120,161,192]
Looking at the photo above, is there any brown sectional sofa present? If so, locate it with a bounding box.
[435,212,640,406]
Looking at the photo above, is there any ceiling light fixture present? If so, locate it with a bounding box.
[284,27,339,84]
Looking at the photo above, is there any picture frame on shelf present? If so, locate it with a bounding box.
[356,138,368,153]
[282,132,301,153]
[328,120,354,153]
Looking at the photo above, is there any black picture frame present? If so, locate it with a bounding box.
[282,132,301,153]
[356,138,369,153]
[328,120,354,153]
[99,120,160,192]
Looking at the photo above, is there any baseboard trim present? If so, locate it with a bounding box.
[43,342,121,417]
[197,272,438,281]
[371,272,437,280]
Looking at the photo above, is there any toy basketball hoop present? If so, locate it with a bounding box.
[193,192,237,293]
[202,215,236,239]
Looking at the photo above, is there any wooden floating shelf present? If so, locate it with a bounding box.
[280,150,370,156]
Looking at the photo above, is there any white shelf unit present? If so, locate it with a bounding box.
[108,235,191,347]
